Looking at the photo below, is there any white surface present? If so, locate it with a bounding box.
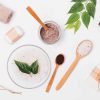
[0,0,100,100]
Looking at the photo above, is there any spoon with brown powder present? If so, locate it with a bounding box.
[46,54,65,92]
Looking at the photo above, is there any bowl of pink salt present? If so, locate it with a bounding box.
[39,21,61,44]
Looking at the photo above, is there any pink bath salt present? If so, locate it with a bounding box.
[40,23,60,44]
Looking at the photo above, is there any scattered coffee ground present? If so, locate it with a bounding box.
[40,23,60,44]
[56,54,64,65]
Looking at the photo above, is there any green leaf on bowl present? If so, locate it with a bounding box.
[30,60,39,74]
[86,3,95,18]
[82,11,90,28]
[14,60,31,74]
[68,2,84,13]
[66,13,80,24]
[15,60,39,75]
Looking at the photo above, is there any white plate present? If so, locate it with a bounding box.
[7,45,51,89]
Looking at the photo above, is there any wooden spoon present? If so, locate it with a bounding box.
[46,54,64,92]
[26,6,48,30]
[56,40,93,90]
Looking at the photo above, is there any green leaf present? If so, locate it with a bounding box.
[68,2,84,13]
[82,11,90,28]
[14,60,31,74]
[86,3,95,18]
[72,0,86,2]
[66,24,74,29]
[66,13,80,24]
[74,20,81,32]
[30,60,39,74]
[91,0,96,5]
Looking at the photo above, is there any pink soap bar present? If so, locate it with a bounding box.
[5,27,24,44]
[0,4,13,23]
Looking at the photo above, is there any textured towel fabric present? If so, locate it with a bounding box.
[0,4,13,23]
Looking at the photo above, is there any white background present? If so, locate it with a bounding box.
[0,0,100,100]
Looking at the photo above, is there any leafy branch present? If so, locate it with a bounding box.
[65,0,96,33]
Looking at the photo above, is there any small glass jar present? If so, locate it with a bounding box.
[38,21,61,44]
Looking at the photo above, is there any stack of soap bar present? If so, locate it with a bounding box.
[5,27,24,44]
[0,4,13,23]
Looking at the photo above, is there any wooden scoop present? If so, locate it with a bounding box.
[46,54,64,92]
[26,6,48,30]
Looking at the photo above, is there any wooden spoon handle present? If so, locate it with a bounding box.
[26,6,48,30]
[56,57,80,90]
[46,64,59,92]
